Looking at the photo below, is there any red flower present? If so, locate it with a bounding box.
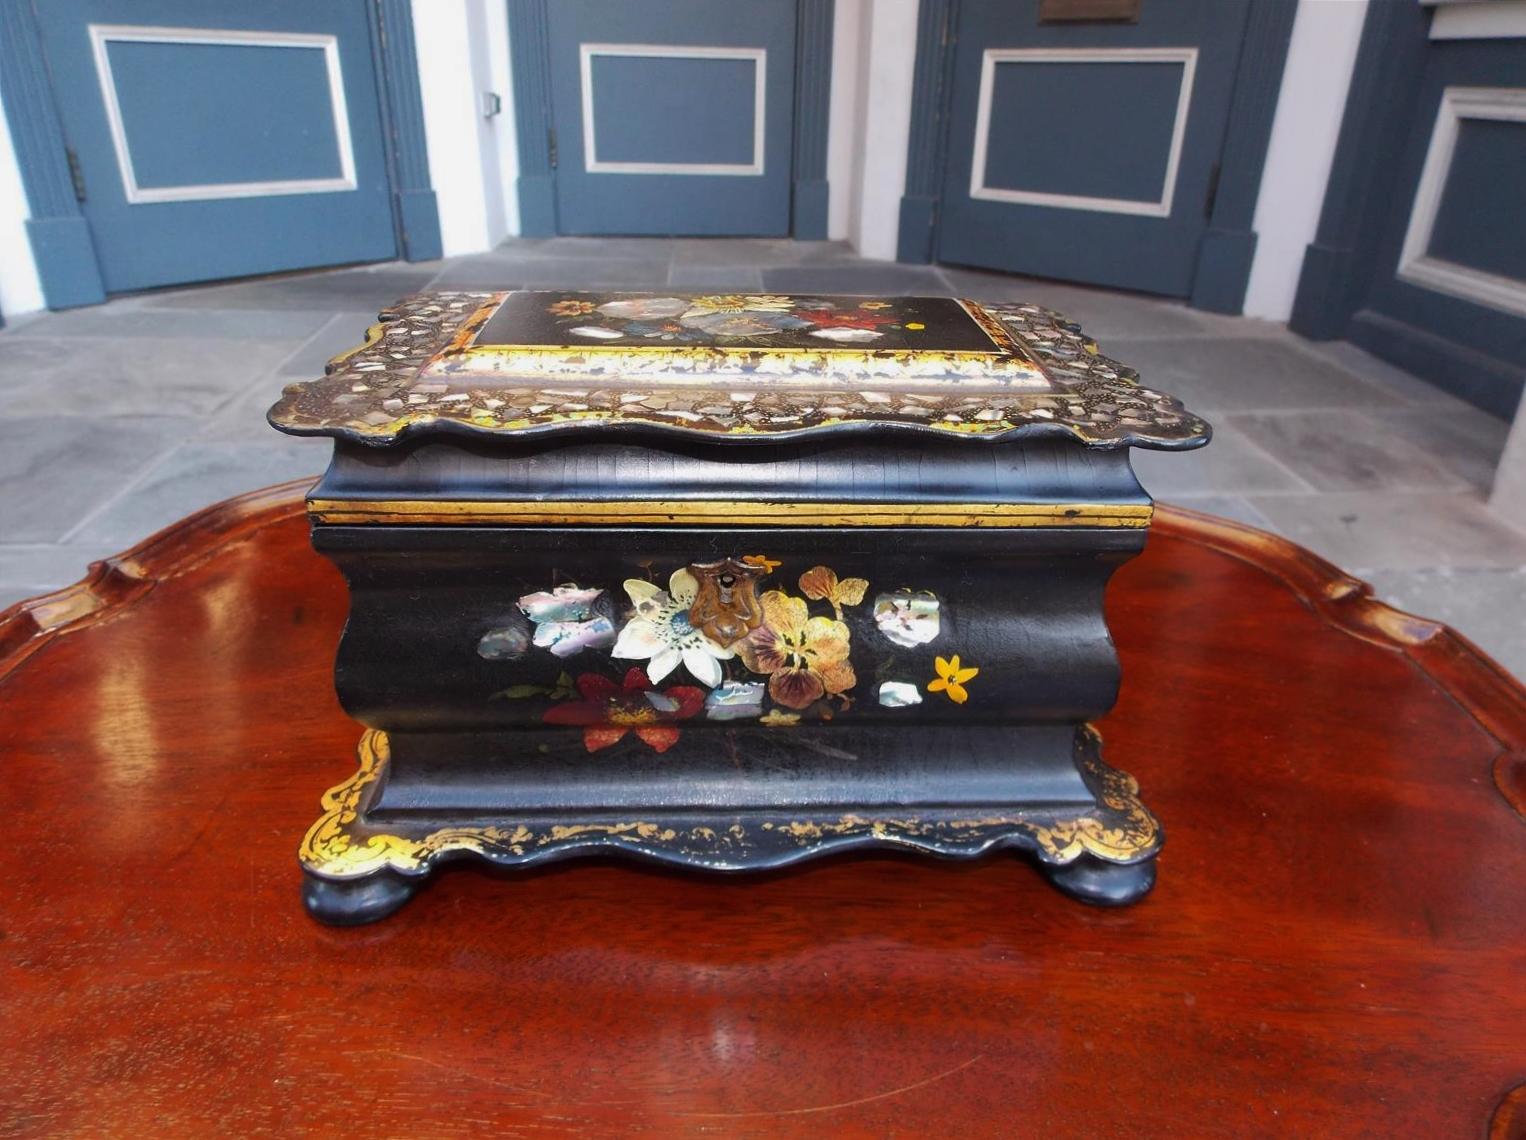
[796,308,901,330]
[543,668,704,753]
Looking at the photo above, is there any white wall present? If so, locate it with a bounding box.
[841,0,919,259]
[0,83,45,319]
[825,0,863,241]
[411,0,518,256]
[1242,0,1369,321]
[485,0,522,237]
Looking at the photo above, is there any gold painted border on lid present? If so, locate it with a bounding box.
[420,294,1052,389]
[307,498,1154,528]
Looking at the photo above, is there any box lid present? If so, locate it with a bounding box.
[267,290,1209,450]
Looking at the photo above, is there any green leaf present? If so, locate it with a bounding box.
[489,684,551,701]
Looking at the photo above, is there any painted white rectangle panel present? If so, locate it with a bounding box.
[1429,1,1526,41]
[88,23,357,205]
[968,47,1197,218]
[1397,86,1526,318]
[578,43,766,176]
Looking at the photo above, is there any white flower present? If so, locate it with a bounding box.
[611,569,734,687]
[809,327,883,343]
[705,681,765,720]
[873,591,941,647]
[597,297,689,319]
[878,681,922,708]
[532,616,615,658]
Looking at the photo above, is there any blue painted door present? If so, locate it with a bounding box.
[937,0,1251,296]
[546,0,796,235]
[37,0,397,293]
[1354,35,1526,418]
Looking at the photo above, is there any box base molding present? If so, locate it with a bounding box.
[298,725,1163,924]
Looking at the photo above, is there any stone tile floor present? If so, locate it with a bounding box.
[2,237,1523,678]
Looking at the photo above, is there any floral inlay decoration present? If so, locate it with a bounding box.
[517,584,613,658]
[547,294,925,346]
[928,655,980,705]
[873,590,941,648]
[483,558,983,747]
[798,564,870,621]
[737,586,858,711]
[543,668,704,754]
[612,569,735,688]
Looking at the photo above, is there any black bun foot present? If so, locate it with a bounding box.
[302,870,420,926]
[1041,854,1156,907]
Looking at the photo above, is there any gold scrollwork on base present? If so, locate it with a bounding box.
[300,731,532,878]
[299,725,1161,880]
[1027,725,1161,862]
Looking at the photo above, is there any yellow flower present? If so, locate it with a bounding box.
[743,554,782,573]
[737,591,855,710]
[547,299,594,316]
[685,294,795,315]
[758,710,801,727]
[928,654,979,704]
[859,301,891,310]
[797,564,868,621]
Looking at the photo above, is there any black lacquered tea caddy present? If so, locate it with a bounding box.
[269,290,1209,925]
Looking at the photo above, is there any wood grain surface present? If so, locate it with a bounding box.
[1,481,1522,1137]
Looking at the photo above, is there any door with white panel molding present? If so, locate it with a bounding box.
[545,0,796,235]
[36,0,398,293]
[1354,37,1526,417]
[1289,4,1526,419]
[936,0,1252,296]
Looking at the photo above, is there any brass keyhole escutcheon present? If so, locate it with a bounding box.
[687,558,767,648]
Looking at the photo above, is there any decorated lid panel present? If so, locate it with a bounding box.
[267,290,1209,449]
[474,291,1005,353]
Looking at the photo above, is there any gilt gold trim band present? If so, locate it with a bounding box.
[300,726,1162,880]
[306,499,1154,528]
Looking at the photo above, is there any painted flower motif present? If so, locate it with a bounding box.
[873,590,941,647]
[705,680,765,721]
[684,294,795,315]
[798,565,869,620]
[679,311,813,338]
[795,307,901,330]
[878,681,922,708]
[808,327,883,343]
[543,668,704,753]
[737,591,855,710]
[858,301,892,310]
[517,585,613,658]
[597,297,690,320]
[512,589,607,659]
[568,325,624,340]
[622,319,709,343]
[519,585,602,623]
[742,553,782,573]
[758,709,801,727]
[928,654,979,705]
[612,569,735,687]
[547,299,595,316]
[532,617,616,658]
[477,623,529,660]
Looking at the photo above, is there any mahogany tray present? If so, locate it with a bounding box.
[2,480,1522,1137]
